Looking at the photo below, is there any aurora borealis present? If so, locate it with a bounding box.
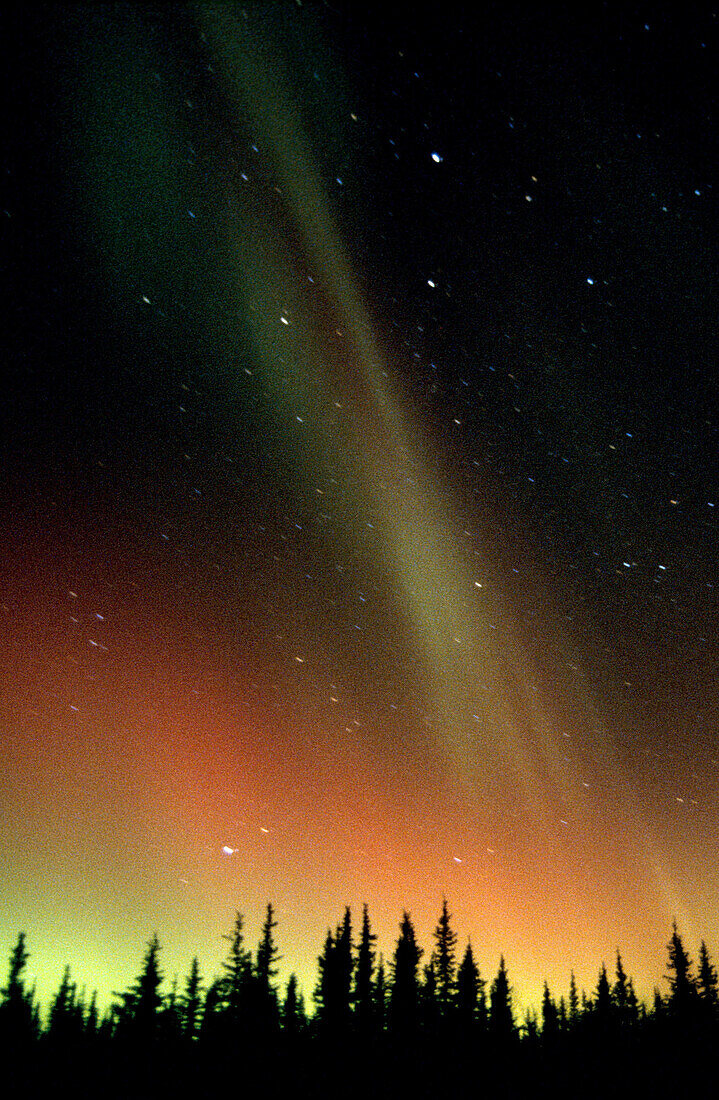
[4,2,719,1013]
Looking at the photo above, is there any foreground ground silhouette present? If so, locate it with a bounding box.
[3,903,718,1097]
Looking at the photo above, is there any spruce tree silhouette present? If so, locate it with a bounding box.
[431,897,457,1020]
[455,941,482,1041]
[390,912,422,1043]
[115,933,164,1045]
[611,950,639,1029]
[313,908,353,1038]
[334,907,353,1034]
[696,940,718,1018]
[0,932,34,1046]
[313,927,335,1034]
[254,902,281,1036]
[85,989,99,1041]
[281,973,303,1037]
[47,965,79,1044]
[665,921,696,1018]
[7,911,719,1099]
[222,911,251,1024]
[354,904,377,1037]
[181,957,203,1041]
[592,963,613,1037]
[541,981,559,1044]
[568,971,580,1030]
[489,956,514,1042]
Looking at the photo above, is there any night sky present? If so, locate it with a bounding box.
[4,2,719,1012]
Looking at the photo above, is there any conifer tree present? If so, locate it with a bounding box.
[97,1004,116,1041]
[116,934,164,1043]
[255,902,281,1033]
[523,1009,539,1044]
[568,971,580,1028]
[0,933,34,1043]
[390,912,423,1040]
[456,941,482,1036]
[489,956,514,1041]
[313,927,335,1031]
[48,965,76,1043]
[613,951,630,1023]
[85,990,99,1040]
[133,934,164,1041]
[697,940,718,1016]
[182,957,203,1041]
[313,909,353,1036]
[594,964,612,1026]
[665,921,696,1017]
[354,904,377,1034]
[541,981,559,1042]
[72,986,86,1037]
[334,907,353,1032]
[256,904,280,991]
[281,974,303,1037]
[221,911,250,1026]
[432,897,457,1017]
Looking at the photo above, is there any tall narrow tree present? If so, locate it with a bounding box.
[432,897,458,1018]
[594,963,612,1032]
[221,911,250,1027]
[334,907,353,1033]
[116,934,164,1044]
[665,921,696,1017]
[255,902,281,1034]
[313,927,335,1032]
[182,957,203,1041]
[456,941,482,1039]
[697,941,718,1020]
[568,971,580,1029]
[489,956,514,1041]
[281,974,303,1037]
[612,951,630,1023]
[354,904,377,1036]
[390,912,423,1041]
[541,981,559,1043]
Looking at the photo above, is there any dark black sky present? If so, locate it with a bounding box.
[3,1,719,742]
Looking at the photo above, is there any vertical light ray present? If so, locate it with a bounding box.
[198,6,593,819]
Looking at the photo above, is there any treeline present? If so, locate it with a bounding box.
[2,901,718,1097]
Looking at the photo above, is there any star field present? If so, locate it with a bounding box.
[3,2,719,1011]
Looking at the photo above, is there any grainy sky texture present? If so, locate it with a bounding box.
[3,2,719,1011]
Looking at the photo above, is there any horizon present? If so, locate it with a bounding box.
[5,901,700,1020]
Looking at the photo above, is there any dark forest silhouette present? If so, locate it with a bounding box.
[2,902,718,1097]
